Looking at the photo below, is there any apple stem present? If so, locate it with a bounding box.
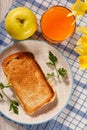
[16,18,24,24]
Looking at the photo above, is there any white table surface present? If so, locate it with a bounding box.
[0,1,25,130]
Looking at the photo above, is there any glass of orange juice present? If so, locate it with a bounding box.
[40,6,76,44]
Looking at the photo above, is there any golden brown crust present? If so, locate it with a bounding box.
[2,52,55,115]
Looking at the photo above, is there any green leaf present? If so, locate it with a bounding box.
[49,51,57,65]
[0,82,19,114]
[46,72,55,80]
[46,61,54,66]
[57,68,66,77]
[9,100,19,114]
[5,83,11,88]
[46,51,67,82]
[0,83,5,89]
[0,93,3,98]
[0,82,10,89]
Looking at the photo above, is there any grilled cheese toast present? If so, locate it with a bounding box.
[2,52,55,115]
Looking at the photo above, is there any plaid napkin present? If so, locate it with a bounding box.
[0,0,87,130]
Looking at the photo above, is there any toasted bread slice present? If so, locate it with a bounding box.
[2,52,55,115]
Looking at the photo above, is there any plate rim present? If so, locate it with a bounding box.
[0,39,74,125]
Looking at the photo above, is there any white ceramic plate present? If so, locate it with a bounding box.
[0,40,73,125]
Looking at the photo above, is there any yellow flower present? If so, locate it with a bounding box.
[70,0,87,69]
[74,45,87,55]
[76,35,87,46]
[78,55,87,69]
[72,0,87,16]
[67,0,87,69]
[74,34,87,54]
[67,0,87,25]
[74,35,87,68]
[77,26,87,35]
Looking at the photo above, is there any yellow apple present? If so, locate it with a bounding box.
[5,7,38,40]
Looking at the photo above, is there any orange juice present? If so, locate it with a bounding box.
[40,6,76,43]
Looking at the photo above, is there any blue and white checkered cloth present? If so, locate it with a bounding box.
[0,0,87,130]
